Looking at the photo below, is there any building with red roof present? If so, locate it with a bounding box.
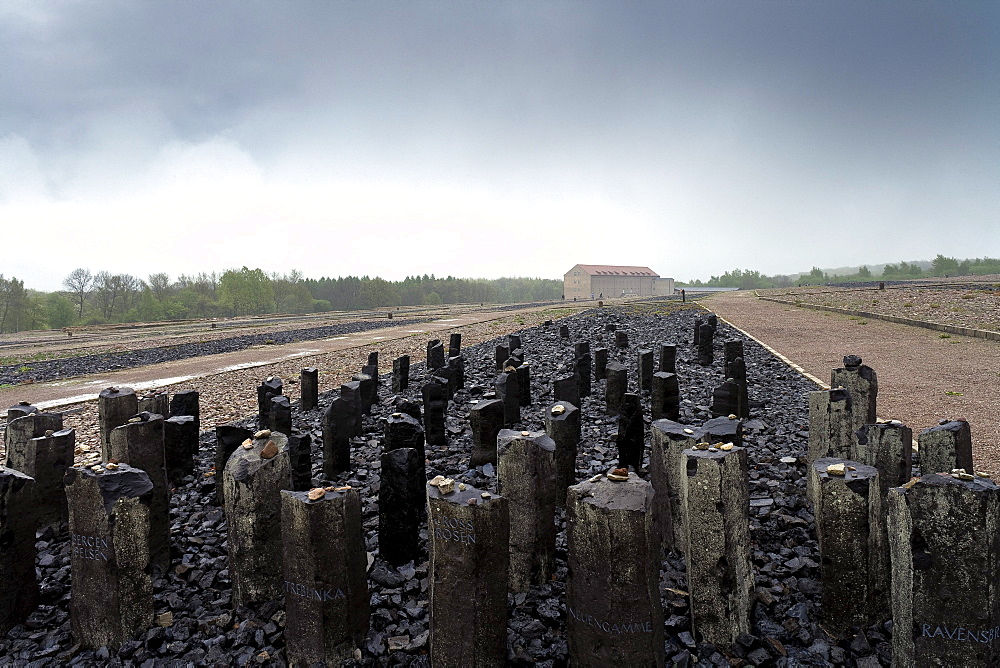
[563,265,674,300]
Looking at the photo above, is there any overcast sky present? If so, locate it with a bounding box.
[2,1,997,291]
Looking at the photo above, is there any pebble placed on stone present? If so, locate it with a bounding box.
[254,430,271,439]
[307,488,326,501]
[437,478,456,494]
[826,463,847,476]
[260,440,279,459]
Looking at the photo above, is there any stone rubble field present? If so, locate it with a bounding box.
[2,303,915,667]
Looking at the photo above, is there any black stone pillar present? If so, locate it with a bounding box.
[638,348,654,393]
[728,356,749,418]
[24,428,73,529]
[723,340,744,378]
[693,318,703,345]
[604,361,627,416]
[422,380,448,446]
[384,412,425,463]
[495,370,520,427]
[594,347,609,380]
[516,363,532,407]
[0,467,37,635]
[559,324,569,338]
[544,401,581,507]
[394,398,422,424]
[137,391,169,417]
[300,368,319,411]
[710,379,741,418]
[4,411,63,470]
[287,429,313,491]
[269,395,293,436]
[65,464,153,649]
[340,381,363,437]
[575,352,592,398]
[6,401,36,421]
[659,343,676,373]
[615,330,628,348]
[98,386,138,462]
[379,447,424,566]
[164,415,198,486]
[392,355,410,392]
[651,372,680,422]
[427,339,445,370]
[448,332,462,358]
[469,399,504,467]
[353,372,375,414]
[553,373,581,409]
[322,397,352,478]
[214,426,253,506]
[281,486,369,665]
[257,377,283,428]
[494,344,509,371]
[616,393,644,470]
[448,355,465,391]
[168,389,199,426]
[697,322,714,366]
[697,415,744,448]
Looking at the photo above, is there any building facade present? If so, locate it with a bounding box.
[563,264,674,300]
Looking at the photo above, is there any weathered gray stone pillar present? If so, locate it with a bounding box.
[495,369,520,427]
[682,445,752,649]
[808,458,887,636]
[918,419,973,476]
[428,481,509,668]
[392,355,410,392]
[469,399,504,467]
[697,322,714,366]
[553,372,581,409]
[594,347,609,380]
[164,414,198,485]
[137,391,169,417]
[427,339,445,370]
[831,354,878,432]
[322,397,352,478]
[857,420,914,501]
[379,447,423,566]
[651,371,680,422]
[422,379,448,446]
[807,387,853,464]
[498,429,557,591]
[257,377,283,428]
[448,332,462,357]
[659,343,676,373]
[352,372,376,415]
[887,473,1000,667]
[23,428,73,528]
[6,401,36,421]
[637,349,654,393]
[516,363,532,407]
[98,386,138,462]
[281,486,369,666]
[566,471,663,667]
[545,401,581,507]
[0,466,37,635]
[214,426,252,505]
[65,464,153,649]
[300,367,319,411]
[575,352,592,398]
[224,430,292,606]
[340,381,363,436]
[4,411,63,470]
[616,393,644,470]
[604,361,627,416]
[109,413,169,572]
[649,420,697,555]
[168,389,199,425]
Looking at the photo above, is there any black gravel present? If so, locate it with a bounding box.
[1,303,895,666]
[0,318,430,386]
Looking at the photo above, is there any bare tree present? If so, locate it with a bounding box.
[63,268,93,318]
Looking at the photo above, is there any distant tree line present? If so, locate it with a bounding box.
[0,268,561,333]
[676,255,1000,291]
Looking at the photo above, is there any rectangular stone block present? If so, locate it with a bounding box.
[26,428,74,529]
[300,367,319,411]
[604,361,627,417]
[469,399,504,467]
[0,467,37,635]
[918,419,973,476]
[392,355,410,392]
[649,419,697,555]
[808,388,853,465]
[98,386,138,462]
[545,401,581,507]
[637,349,654,393]
[659,343,676,373]
[831,355,878,433]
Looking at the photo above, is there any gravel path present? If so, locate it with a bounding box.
[704,290,1000,473]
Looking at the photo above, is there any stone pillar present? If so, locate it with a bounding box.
[697,322,714,366]
[433,367,456,402]
[448,332,462,357]
[164,415,198,485]
[214,426,253,506]
[368,350,379,370]
[224,430,292,607]
[4,411,63,470]
[109,413,170,572]
[287,430,313,492]
[575,352,592,398]
[168,389,199,425]
[566,471,663,667]
[25,428,74,528]
[428,481,509,668]
[137,390,169,417]
[857,420,913,494]
[616,393,644,471]
[494,344,509,371]
[553,373,581,410]
[697,415,744,448]
[340,381,363,437]
[918,419,973,476]
[392,355,410,392]
[352,372,376,415]
[379,447,423,566]
[448,355,465,391]
[395,398,422,424]
[808,458,886,636]
[98,386,138,462]
[604,361,627,416]
[469,399,504,467]
[0,466,37,635]
[723,340,744,377]
[831,354,878,432]
[422,379,449,446]
[659,343,676,373]
[6,401,36,421]
[682,445,752,649]
[385,412,425,463]
[887,473,1000,667]
[651,372,680,422]
[606,322,617,332]
[545,401,581,507]
[427,339,445,370]
[516,363,532,407]
[498,429,557,591]
[65,464,153,649]
[495,370,520,428]
[322,397,352,478]
[728,357,749,418]
[269,395,293,436]
[807,388,853,464]
[363,362,379,393]
[615,330,628,348]
[594,347,609,380]
[559,324,570,338]
[300,367,319,411]
[281,486,369,666]
[710,379,741,419]
[257,377,283,428]
[649,419,697,555]
[637,349,654,393]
